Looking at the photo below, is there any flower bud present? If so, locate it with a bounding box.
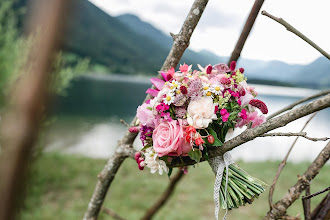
[207,135,215,144]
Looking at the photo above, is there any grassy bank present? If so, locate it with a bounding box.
[20,153,329,219]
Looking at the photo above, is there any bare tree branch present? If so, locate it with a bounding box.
[302,185,311,220]
[83,1,210,219]
[259,132,329,142]
[268,113,317,208]
[0,1,71,219]
[141,170,185,220]
[261,10,330,60]
[228,0,265,65]
[303,187,330,201]
[102,207,126,220]
[310,192,330,220]
[267,89,330,119]
[168,94,330,168]
[120,119,129,128]
[263,141,330,220]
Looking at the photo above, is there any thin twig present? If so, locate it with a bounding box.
[83,1,210,219]
[261,10,330,60]
[141,169,185,220]
[102,207,126,220]
[302,187,330,200]
[263,141,330,220]
[259,132,329,142]
[227,0,265,64]
[120,119,129,128]
[302,185,311,220]
[267,89,330,120]
[268,113,317,208]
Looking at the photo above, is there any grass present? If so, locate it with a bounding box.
[20,153,330,220]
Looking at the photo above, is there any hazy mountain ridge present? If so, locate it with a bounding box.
[13,0,329,88]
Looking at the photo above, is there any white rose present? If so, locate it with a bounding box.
[187,96,217,129]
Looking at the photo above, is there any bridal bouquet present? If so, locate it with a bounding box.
[131,61,268,213]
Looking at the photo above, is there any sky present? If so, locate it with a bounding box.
[89,0,330,65]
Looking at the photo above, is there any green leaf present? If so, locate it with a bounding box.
[140,145,151,151]
[146,107,152,110]
[188,149,202,163]
[203,128,223,146]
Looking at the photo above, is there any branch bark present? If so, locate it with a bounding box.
[0,1,70,219]
[259,132,329,142]
[267,89,330,119]
[83,1,210,219]
[141,170,185,220]
[263,141,330,220]
[302,185,311,220]
[228,0,265,65]
[261,10,330,60]
[310,192,330,220]
[168,94,330,168]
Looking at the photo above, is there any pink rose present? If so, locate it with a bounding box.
[213,63,230,74]
[137,102,155,128]
[152,119,191,157]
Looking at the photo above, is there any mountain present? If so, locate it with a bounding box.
[12,0,329,88]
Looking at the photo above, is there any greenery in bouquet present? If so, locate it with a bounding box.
[131,61,268,210]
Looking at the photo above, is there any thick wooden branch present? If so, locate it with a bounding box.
[263,141,330,220]
[0,1,70,219]
[261,10,330,60]
[228,0,265,65]
[141,170,185,220]
[83,1,210,219]
[310,192,330,220]
[267,89,330,119]
[302,186,311,220]
[168,94,330,167]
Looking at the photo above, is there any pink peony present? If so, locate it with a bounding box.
[137,102,155,128]
[187,97,217,129]
[152,119,191,157]
[213,63,230,74]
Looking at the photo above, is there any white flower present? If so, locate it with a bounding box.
[187,96,217,129]
[202,82,211,96]
[144,148,169,175]
[211,83,223,95]
[163,91,175,105]
[168,80,180,91]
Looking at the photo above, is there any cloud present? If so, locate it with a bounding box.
[198,7,239,30]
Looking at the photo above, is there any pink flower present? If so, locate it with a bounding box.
[179,63,190,73]
[247,111,266,128]
[156,103,169,113]
[220,109,230,122]
[137,102,155,128]
[160,67,175,81]
[152,119,191,157]
[239,109,247,120]
[213,63,230,74]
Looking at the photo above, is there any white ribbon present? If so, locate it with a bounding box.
[208,152,234,220]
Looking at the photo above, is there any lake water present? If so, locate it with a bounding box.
[45,74,330,162]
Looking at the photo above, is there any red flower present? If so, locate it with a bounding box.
[220,77,231,85]
[180,85,188,94]
[249,99,268,114]
[230,61,236,71]
[186,126,196,134]
[195,137,205,146]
